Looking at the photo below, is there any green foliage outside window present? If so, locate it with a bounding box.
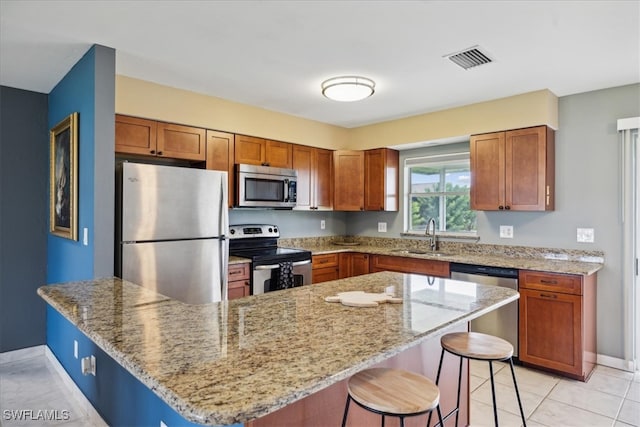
[409,163,476,232]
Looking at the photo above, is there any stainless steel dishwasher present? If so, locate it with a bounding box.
[450,262,520,358]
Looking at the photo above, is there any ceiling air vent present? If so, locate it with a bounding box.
[445,46,493,70]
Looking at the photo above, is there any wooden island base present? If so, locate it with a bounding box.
[249,323,468,427]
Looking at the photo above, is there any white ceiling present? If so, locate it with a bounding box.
[1,1,639,129]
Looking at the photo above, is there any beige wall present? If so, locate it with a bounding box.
[349,89,558,150]
[116,75,558,150]
[115,76,349,150]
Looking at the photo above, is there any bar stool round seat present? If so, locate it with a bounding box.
[441,331,514,361]
[341,367,444,427]
[432,331,527,427]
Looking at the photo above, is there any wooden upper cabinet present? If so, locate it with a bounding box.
[206,130,235,207]
[265,140,292,168]
[470,131,505,210]
[314,148,333,210]
[293,145,333,211]
[115,115,206,161]
[235,135,292,168]
[115,115,157,156]
[471,125,554,211]
[235,135,266,165]
[333,150,365,211]
[364,148,399,211]
[506,126,555,210]
[157,122,206,161]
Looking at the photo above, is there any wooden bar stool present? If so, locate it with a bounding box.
[341,367,444,427]
[431,331,526,427]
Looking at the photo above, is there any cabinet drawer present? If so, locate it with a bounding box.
[519,270,582,295]
[313,267,339,284]
[228,263,250,281]
[312,253,339,269]
[371,255,449,278]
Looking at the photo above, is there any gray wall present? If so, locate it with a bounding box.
[92,45,116,278]
[0,86,49,352]
[345,83,640,359]
[229,210,347,238]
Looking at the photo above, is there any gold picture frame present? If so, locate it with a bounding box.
[49,112,78,240]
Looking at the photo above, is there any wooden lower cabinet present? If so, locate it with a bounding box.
[518,270,597,381]
[370,255,450,278]
[312,253,339,283]
[228,263,250,300]
[338,253,370,279]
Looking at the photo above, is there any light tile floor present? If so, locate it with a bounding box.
[0,353,98,426]
[470,360,640,427]
[1,352,639,426]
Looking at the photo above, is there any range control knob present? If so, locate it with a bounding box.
[229,229,235,235]
[273,227,278,233]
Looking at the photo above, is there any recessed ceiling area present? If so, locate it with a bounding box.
[1,1,638,129]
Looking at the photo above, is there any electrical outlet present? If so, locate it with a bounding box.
[378,222,387,233]
[499,225,513,238]
[74,340,78,359]
[577,228,594,243]
[320,220,325,230]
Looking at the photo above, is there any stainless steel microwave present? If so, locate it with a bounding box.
[235,164,297,208]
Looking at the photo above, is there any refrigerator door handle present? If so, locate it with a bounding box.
[220,238,229,300]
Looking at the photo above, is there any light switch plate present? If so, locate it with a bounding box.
[320,220,325,230]
[499,225,513,238]
[378,222,387,233]
[577,228,595,243]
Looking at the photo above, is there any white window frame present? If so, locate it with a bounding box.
[404,152,477,235]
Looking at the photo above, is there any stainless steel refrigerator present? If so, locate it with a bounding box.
[115,162,228,304]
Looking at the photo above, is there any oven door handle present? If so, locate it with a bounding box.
[254,260,312,270]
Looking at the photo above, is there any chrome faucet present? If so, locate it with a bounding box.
[426,217,437,251]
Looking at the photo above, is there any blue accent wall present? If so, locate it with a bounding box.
[47,306,237,427]
[47,47,96,283]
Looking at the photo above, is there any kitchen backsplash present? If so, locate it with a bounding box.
[278,235,605,264]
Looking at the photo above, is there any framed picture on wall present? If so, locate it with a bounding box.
[49,112,79,240]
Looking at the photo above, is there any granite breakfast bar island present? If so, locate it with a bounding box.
[38,271,519,427]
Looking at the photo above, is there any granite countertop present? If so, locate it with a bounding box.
[229,255,250,265]
[38,272,517,426]
[280,237,604,276]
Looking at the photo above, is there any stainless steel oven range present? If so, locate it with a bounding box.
[228,224,312,295]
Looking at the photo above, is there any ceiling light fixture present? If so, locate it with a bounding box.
[321,76,375,102]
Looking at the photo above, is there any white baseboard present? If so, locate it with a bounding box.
[0,345,45,364]
[45,346,108,427]
[597,353,635,372]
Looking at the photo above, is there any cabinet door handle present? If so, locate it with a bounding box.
[540,279,558,285]
[150,150,156,154]
[539,293,557,299]
[498,205,504,210]
[505,205,511,210]
[157,151,163,156]
[229,270,243,275]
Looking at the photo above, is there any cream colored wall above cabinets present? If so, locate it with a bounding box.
[115,75,349,150]
[348,89,558,150]
[116,75,558,151]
